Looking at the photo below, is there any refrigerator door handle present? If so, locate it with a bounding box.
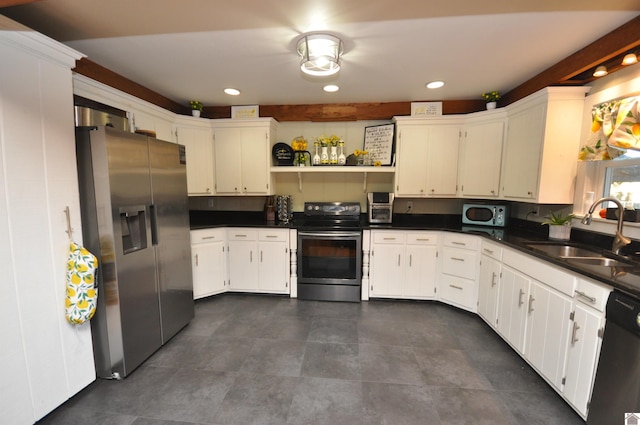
[150,204,158,246]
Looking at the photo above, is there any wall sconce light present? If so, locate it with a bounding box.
[593,65,608,77]
[297,34,343,77]
[622,53,638,66]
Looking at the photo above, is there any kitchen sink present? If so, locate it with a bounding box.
[565,257,635,268]
[525,242,602,258]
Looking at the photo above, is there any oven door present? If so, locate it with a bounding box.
[297,230,362,302]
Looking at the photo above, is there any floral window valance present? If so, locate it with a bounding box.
[579,95,640,161]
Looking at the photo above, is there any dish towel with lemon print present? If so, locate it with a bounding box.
[65,242,98,325]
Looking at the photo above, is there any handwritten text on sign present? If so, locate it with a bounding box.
[364,124,395,165]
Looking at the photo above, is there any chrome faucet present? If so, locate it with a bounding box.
[581,196,631,255]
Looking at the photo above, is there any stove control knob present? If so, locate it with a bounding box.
[314,206,320,211]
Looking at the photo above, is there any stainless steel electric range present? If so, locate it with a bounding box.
[296,202,362,302]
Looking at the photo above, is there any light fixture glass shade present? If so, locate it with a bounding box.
[593,65,608,77]
[297,34,343,76]
[622,53,638,65]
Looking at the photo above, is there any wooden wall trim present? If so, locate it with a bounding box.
[73,57,187,114]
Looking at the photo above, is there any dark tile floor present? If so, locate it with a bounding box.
[39,294,586,425]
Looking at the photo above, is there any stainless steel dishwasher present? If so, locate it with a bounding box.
[588,291,640,424]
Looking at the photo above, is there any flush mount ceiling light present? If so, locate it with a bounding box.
[622,53,638,66]
[426,81,445,89]
[593,65,608,77]
[297,33,343,77]
[224,88,240,96]
[323,84,339,92]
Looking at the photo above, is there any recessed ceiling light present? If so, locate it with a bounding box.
[224,88,240,96]
[426,81,445,89]
[323,85,339,93]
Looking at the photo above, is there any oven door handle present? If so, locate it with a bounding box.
[298,231,361,237]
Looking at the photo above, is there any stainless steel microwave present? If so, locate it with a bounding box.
[462,204,508,227]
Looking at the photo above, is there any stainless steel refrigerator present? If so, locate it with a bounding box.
[76,125,194,379]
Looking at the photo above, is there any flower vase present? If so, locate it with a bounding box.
[192,109,201,117]
[548,224,571,241]
[486,102,497,110]
[320,146,329,164]
[338,144,346,165]
[329,146,338,164]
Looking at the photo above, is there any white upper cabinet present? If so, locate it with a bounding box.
[174,119,214,196]
[394,117,461,197]
[500,87,590,203]
[213,118,276,196]
[458,111,506,198]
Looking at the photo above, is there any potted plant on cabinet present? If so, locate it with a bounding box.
[189,100,203,117]
[481,91,500,110]
[542,211,576,240]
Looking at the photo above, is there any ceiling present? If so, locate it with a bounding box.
[2,1,639,107]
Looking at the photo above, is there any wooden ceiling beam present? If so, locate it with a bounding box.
[501,15,640,106]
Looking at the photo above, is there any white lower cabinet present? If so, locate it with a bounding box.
[227,228,290,294]
[369,231,438,299]
[191,229,227,299]
[496,265,530,352]
[562,278,610,418]
[439,234,480,312]
[477,241,502,327]
[524,280,572,390]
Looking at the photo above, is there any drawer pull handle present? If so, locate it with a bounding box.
[491,272,497,287]
[528,295,535,314]
[571,321,580,345]
[452,241,466,246]
[416,238,430,242]
[202,236,216,240]
[383,237,397,241]
[451,257,465,262]
[397,254,401,267]
[195,254,198,266]
[575,290,596,304]
[265,235,278,238]
[235,234,247,238]
[483,248,494,254]
[449,284,463,290]
[518,289,525,307]
[409,254,412,267]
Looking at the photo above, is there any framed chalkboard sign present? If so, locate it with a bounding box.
[363,123,395,166]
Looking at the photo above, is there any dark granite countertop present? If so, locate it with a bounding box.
[189,210,640,299]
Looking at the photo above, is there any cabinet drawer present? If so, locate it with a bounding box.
[481,241,503,261]
[406,232,438,245]
[373,231,406,244]
[443,233,480,251]
[439,274,476,310]
[259,229,288,242]
[227,228,258,241]
[191,228,225,244]
[442,247,478,280]
[574,278,612,312]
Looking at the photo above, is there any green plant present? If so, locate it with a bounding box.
[189,100,203,111]
[481,91,500,102]
[541,211,576,226]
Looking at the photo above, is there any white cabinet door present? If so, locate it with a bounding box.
[497,265,530,353]
[213,127,243,194]
[258,240,289,293]
[395,126,429,196]
[228,239,258,292]
[370,243,404,298]
[176,125,214,196]
[524,280,572,390]
[426,125,460,196]
[478,254,501,327]
[241,126,270,195]
[192,241,226,299]
[459,120,504,198]
[563,303,603,417]
[404,244,437,298]
[501,103,544,200]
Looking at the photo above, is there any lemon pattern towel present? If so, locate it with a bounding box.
[65,242,98,325]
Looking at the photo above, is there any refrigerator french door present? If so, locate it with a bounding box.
[76,126,193,379]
